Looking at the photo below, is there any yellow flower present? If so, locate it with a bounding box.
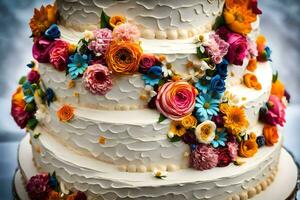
[109,15,126,28]
[222,105,249,135]
[169,121,187,137]
[12,86,25,108]
[181,115,197,129]
[68,43,77,54]
[195,120,216,144]
[223,2,256,35]
[29,4,58,37]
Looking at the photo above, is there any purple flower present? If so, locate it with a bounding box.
[27,70,40,84]
[139,54,157,73]
[26,173,50,200]
[204,33,229,64]
[88,28,112,56]
[32,37,55,63]
[190,145,218,170]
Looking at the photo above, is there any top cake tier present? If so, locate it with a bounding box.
[56,0,225,39]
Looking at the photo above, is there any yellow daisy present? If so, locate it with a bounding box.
[169,121,187,137]
[223,105,249,135]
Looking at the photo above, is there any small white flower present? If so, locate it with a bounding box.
[60,181,70,195]
[239,131,250,141]
[162,66,173,77]
[167,131,174,139]
[153,169,167,179]
[83,30,94,41]
[144,85,157,98]
[195,120,216,144]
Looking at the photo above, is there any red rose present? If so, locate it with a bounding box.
[217,148,232,167]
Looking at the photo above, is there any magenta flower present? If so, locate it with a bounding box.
[265,95,286,126]
[112,23,140,42]
[204,33,229,64]
[88,28,112,56]
[49,40,69,71]
[190,145,218,170]
[27,70,40,84]
[11,106,31,129]
[226,32,248,65]
[139,54,157,73]
[26,173,50,200]
[32,37,55,63]
[217,148,232,167]
[83,64,113,95]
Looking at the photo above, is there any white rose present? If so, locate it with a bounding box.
[195,120,216,144]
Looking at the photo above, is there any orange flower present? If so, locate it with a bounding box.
[256,35,267,53]
[243,73,262,90]
[48,191,59,200]
[109,15,126,28]
[271,79,285,99]
[29,4,58,37]
[223,2,257,35]
[106,41,142,74]
[57,104,75,122]
[246,58,257,72]
[12,86,25,108]
[222,105,249,135]
[239,133,258,158]
[263,125,279,146]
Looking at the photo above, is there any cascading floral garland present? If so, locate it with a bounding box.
[11,1,290,193]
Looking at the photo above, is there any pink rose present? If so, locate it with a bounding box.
[88,28,112,56]
[27,70,40,84]
[156,81,196,121]
[49,40,69,71]
[139,54,157,73]
[32,37,55,63]
[265,95,286,126]
[226,32,249,65]
[83,64,113,95]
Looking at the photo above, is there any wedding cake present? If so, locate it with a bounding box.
[11,0,297,200]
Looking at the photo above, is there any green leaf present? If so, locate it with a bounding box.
[272,71,278,83]
[33,133,41,139]
[18,76,27,85]
[25,102,36,113]
[27,118,38,130]
[213,16,225,30]
[100,11,111,29]
[158,79,166,87]
[158,114,167,123]
[168,135,181,143]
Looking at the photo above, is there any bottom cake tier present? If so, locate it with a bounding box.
[14,129,298,200]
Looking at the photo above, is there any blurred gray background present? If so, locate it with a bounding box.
[0,0,299,199]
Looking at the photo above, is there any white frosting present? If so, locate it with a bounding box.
[27,131,282,200]
[56,0,225,39]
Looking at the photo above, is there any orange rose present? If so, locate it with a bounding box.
[12,86,26,108]
[48,191,59,200]
[57,104,75,122]
[223,3,256,35]
[243,73,261,90]
[246,58,257,72]
[271,79,285,99]
[263,125,279,146]
[106,41,142,74]
[239,133,258,158]
[109,15,126,28]
[29,4,58,37]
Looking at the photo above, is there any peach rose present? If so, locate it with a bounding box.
[263,125,279,146]
[56,104,74,122]
[239,133,258,158]
[156,81,197,121]
[106,41,142,74]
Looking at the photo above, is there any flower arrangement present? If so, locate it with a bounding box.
[26,172,87,200]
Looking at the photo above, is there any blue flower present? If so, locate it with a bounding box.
[22,81,35,103]
[265,46,272,61]
[216,59,228,80]
[211,129,227,148]
[142,66,162,86]
[210,74,226,94]
[67,53,89,79]
[195,93,220,122]
[256,136,265,148]
[45,24,61,40]
[46,88,55,106]
[195,77,210,94]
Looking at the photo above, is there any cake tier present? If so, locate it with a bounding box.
[21,131,282,200]
[56,0,225,39]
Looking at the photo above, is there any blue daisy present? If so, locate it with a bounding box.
[211,129,227,148]
[195,77,210,94]
[142,66,162,86]
[67,53,89,79]
[22,81,35,103]
[195,93,220,122]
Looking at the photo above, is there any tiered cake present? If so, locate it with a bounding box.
[11,0,297,200]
